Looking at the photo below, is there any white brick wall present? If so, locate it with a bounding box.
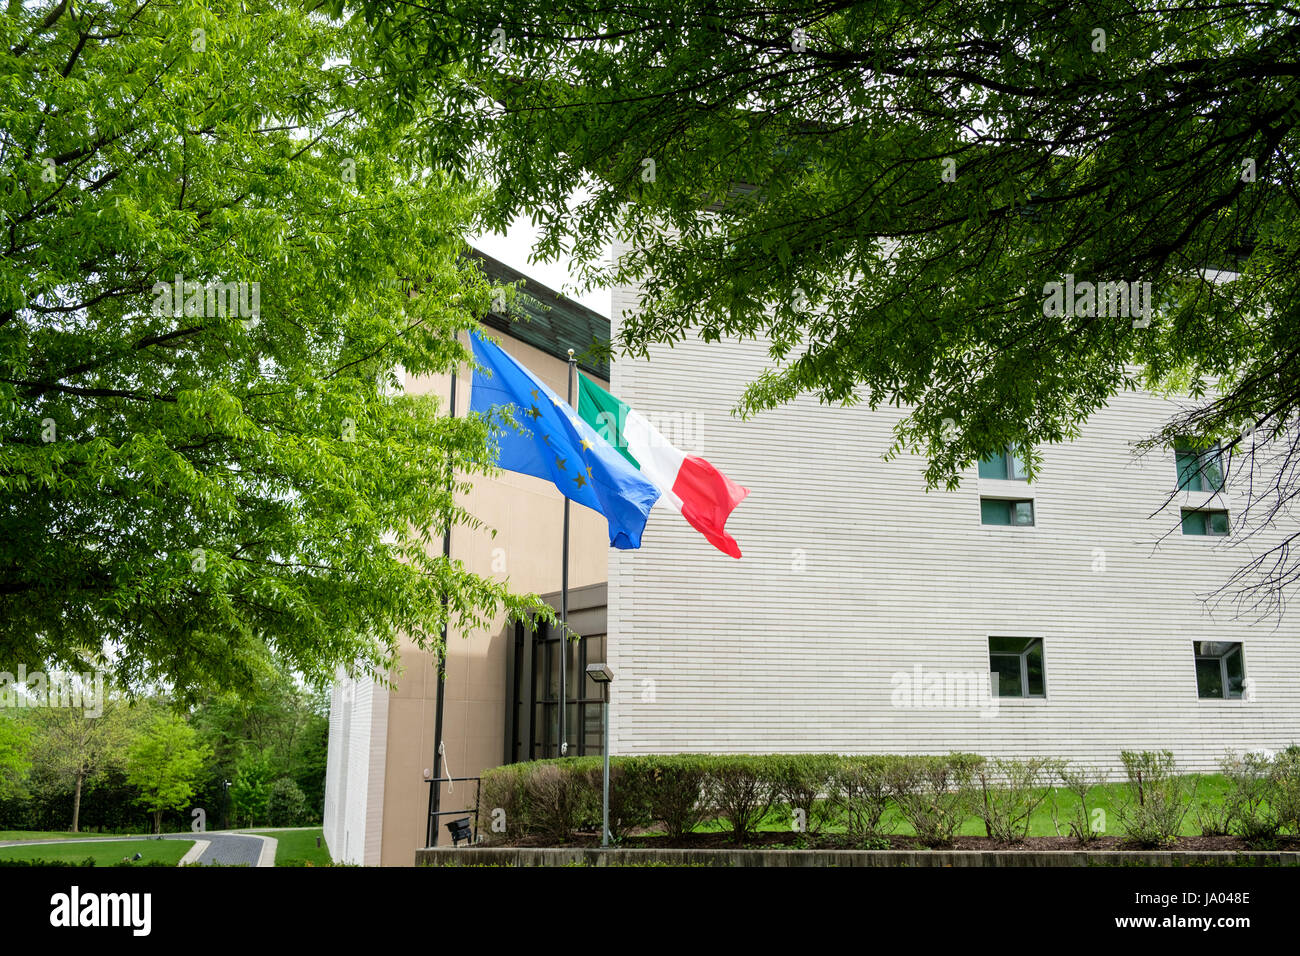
[607,248,1300,773]
[322,669,388,865]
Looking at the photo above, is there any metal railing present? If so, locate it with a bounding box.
[424,775,481,847]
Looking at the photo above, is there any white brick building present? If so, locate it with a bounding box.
[606,260,1300,772]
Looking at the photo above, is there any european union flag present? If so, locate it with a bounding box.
[469,332,661,549]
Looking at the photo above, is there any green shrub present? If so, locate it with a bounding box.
[522,762,596,843]
[976,757,1059,843]
[584,757,653,841]
[705,756,778,844]
[1270,746,1300,835]
[643,755,713,840]
[1052,762,1109,842]
[1219,750,1280,846]
[1117,750,1194,848]
[472,748,1256,848]
[1193,774,1234,837]
[268,777,308,827]
[478,763,532,845]
[830,755,895,839]
[770,754,839,835]
[886,753,983,847]
[0,858,173,867]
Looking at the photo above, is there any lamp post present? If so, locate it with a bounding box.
[585,662,614,847]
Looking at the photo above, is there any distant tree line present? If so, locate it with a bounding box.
[0,665,327,834]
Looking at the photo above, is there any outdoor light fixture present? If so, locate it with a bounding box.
[586,662,615,847]
[445,817,473,847]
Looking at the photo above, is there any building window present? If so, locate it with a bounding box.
[989,637,1045,697]
[1181,509,1229,536]
[981,498,1035,526]
[1175,438,1225,491]
[530,622,605,759]
[979,444,1029,480]
[1194,641,1245,699]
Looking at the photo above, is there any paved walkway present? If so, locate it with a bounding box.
[0,830,276,866]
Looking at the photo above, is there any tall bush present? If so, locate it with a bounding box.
[268,777,308,827]
[1219,750,1279,845]
[1117,750,1194,847]
[886,753,983,847]
[1270,746,1300,835]
[706,756,778,844]
[976,757,1059,843]
[585,757,653,841]
[479,763,531,845]
[1052,762,1109,843]
[771,754,839,835]
[830,756,894,840]
[644,755,713,840]
[522,762,594,843]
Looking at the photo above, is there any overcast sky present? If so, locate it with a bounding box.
[470,216,611,318]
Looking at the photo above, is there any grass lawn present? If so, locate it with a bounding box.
[0,839,192,865]
[242,828,332,866]
[686,774,1234,839]
[0,830,131,842]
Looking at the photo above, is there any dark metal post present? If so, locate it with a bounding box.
[601,681,610,846]
[428,363,457,846]
[559,348,574,756]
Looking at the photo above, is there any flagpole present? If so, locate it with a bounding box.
[559,348,575,757]
[428,359,456,846]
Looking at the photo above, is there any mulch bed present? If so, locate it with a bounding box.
[514,830,1300,852]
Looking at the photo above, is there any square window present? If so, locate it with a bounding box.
[981,498,1011,524]
[978,453,1007,480]
[1194,642,1245,699]
[979,444,1029,481]
[981,498,1034,526]
[989,637,1045,698]
[1181,509,1229,536]
[1175,439,1225,492]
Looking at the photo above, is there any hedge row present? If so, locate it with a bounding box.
[477,749,1300,848]
[0,858,174,867]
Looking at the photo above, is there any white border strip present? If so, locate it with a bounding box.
[249,834,278,867]
[178,840,210,866]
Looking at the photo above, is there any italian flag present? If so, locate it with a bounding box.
[577,374,750,558]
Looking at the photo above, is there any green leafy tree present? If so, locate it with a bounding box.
[26,696,139,832]
[0,0,545,695]
[0,712,33,799]
[125,712,210,834]
[267,775,308,826]
[358,0,1300,611]
[191,663,329,821]
[229,751,273,828]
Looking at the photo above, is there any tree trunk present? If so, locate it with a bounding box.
[71,771,85,833]
[153,810,162,835]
